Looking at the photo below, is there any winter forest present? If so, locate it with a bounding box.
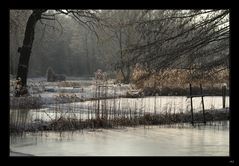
[10,9,230,156]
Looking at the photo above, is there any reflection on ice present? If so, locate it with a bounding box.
[10,123,229,156]
[10,78,230,156]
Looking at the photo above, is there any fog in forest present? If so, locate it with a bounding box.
[10,10,229,84]
[9,9,230,157]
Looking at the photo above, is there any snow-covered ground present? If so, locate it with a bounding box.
[10,77,132,105]
[10,77,229,123]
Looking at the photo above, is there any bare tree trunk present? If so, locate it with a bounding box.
[119,68,126,83]
[16,10,45,96]
[84,33,91,75]
[125,64,131,83]
[118,27,130,84]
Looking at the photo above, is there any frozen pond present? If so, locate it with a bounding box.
[10,122,229,156]
[10,77,230,156]
[10,96,229,123]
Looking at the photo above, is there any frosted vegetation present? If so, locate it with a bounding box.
[9,9,230,156]
[9,76,229,133]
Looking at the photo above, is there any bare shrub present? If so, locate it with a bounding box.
[47,67,66,82]
[10,96,42,109]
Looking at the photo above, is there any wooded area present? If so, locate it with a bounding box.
[10,9,229,96]
[9,10,230,157]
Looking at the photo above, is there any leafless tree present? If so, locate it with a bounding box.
[125,10,229,81]
[15,9,101,96]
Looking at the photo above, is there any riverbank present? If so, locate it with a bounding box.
[10,107,229,133]
[10,79,230,133]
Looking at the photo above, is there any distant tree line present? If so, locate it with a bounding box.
[10,10,107,78]
[10,9,229,87]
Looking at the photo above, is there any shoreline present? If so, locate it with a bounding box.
[10,150,34,156]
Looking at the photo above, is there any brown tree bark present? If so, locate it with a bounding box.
[15,10,46,96]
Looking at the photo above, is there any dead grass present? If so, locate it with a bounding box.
[131,66,229,92]
[10,107,229,133]
[10,96,42,109]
